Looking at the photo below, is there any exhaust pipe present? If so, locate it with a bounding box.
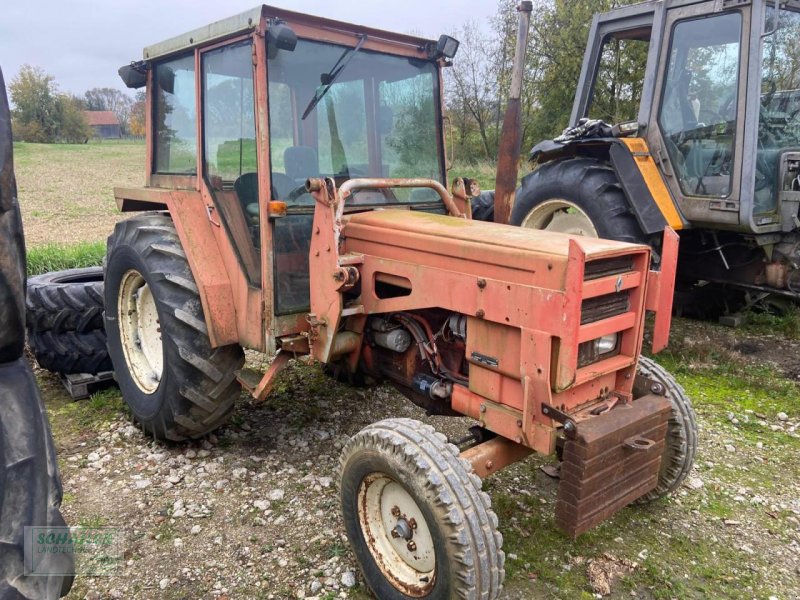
[493,1,532,224]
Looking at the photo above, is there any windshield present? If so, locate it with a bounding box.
[267,39,443,316]
[267,39,443,206]
[757,6,800,212]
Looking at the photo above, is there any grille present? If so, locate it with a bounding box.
[584,256,633,281]
[581,292,629,325]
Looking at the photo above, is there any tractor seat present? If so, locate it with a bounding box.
[234,172,260,222]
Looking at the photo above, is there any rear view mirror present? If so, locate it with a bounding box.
[118,61,148,89]
[268,20,297,58]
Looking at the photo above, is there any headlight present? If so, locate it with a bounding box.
[577,333,620,367]
[597,333,618,354]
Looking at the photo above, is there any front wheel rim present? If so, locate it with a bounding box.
[118,269,163,394]
[520,198,599,237]
[358,473,436,596]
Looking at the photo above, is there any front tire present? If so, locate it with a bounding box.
[634,357,698,502]
[339,418,504,600]
[510,157,646,244]
[104,213,244,441]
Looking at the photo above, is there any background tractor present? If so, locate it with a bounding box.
[87,4,699,597]
[505,0,800,316]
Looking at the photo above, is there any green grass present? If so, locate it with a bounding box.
[26,240,105,276]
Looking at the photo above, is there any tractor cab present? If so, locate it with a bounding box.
[116,5,456,351]
[513,0,800,306]
[571,0,800,236]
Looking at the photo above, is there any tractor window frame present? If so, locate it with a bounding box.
[151,52,198,177]
[199,37,262,287]
[656,10,744,201]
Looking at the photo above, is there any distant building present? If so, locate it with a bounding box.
[83,111,121,139]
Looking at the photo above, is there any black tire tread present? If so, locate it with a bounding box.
[105,213,243,440]
[511,157,646,245]
[26,267,105,333]
[634,356,698,502]
[340,417,504,600]
[28,329,112,375]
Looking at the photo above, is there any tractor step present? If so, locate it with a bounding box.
[59,371,116,401]
[235,368,264,393]
[555,395,672,537]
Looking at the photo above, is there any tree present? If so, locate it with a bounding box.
[55,95,91,143]
[9,65,59,142]
[129,91,146,138]
[84,87,133,134]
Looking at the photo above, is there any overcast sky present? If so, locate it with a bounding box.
[0,0,495,96]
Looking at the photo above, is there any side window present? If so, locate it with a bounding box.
[268,81,294,178]
[154,54,197,174]
[658,13,741,198]
[202,41,261,283]
[587,35,649,124]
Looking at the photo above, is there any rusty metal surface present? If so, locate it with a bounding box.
[493,2,532,224]
[645,228,679,353]
[555,394,672,537]
[237,350,291,402]
[460,437,533,479]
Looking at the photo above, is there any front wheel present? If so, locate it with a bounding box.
[510,157,647,245]
[339,418,504,600]
[634,356,698,502]
[104,213,244,441]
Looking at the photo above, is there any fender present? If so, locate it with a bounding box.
[114,186,240,348]
[529,137,686,235]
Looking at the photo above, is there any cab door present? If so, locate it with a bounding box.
[646,1,751,230]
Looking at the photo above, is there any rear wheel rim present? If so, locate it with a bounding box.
[358,473,436,596]
[520,199,599,237]
[118,269,163,394]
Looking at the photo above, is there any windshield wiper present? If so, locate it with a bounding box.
[301,34,367,120]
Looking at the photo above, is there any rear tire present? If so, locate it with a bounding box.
[510,158,646,244]
[634,356,698,502]
[104,213,244,441]
[340,418,504,600]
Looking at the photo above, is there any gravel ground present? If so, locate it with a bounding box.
[39,318,800,600]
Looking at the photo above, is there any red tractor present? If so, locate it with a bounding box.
[104,5,697,597]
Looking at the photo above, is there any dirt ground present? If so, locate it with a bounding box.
[14,142,800,599]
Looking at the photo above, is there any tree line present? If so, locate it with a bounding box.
[10,65,145,143]
[445,0,640,164]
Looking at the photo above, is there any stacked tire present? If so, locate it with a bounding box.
[26,267,112,375]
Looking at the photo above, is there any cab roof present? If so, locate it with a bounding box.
[143,5,436,61]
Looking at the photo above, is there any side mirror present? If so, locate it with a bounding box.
[268,20,297,59]
[118,61,148,89]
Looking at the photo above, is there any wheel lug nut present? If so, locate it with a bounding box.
[391,506,401,517]
[407,540,416,552]
[390,529,399,538]
[408,518,417,530]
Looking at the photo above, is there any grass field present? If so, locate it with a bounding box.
[16,142,800,599]
[14,139,143,247]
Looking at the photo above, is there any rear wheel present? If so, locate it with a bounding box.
[634,356,698,502]
[510,158,646,244]
[339,418,504,600]
[105,213,244,441]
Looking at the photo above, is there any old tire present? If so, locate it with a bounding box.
[28,329,112,375]
[26,267,105,333]
[510,158,646,244]
[339,418,504,600]
[634,356,698,502]
[0,359,75,598]
[104,213,244,441]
